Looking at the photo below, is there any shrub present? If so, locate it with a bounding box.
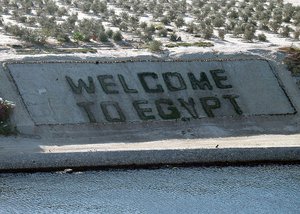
[293,10,300,25]
[243,28,255,41]
[213,15,225,28]
[141,31,153,42]
[46,0,59,15]
[0,98,16,136]
[269,21,280,33]
[281,26,291,38]
[175,17,185,28]
[258,33,267,42]
[129,16,139,29]
[91,1,100,14]
[243,24,256,41]
[112,31,123,41]
[106,29,113,38]
[283,3,294,23]
[119,22,128,31]
[165,41,214,48]
[57,7,68,17]
[170,33,181,42]
[280,46,300,76]
[161,16,170,25]
[148,40,162,52]
[218,29,226,40]
[73,32,85,42]
[273,8,283,24]
[67,13,78,28]
[140,22,147,29]
[97,31,108,42]
[186,22,197,34]
[120,12,129,21]
[158,28,168,37]
[56,33,71,43]
[19,16,27,23]
[145,25,156,34]
[111,16,121,26]
[202,26,213,39]
[82,3,92,13]
[294,29,300,40]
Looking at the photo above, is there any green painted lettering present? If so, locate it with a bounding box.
[155,99,181,120]
[133,100,155,120]
[97,75,119,94]
[200,97,221,117]
[188,72,213,90]
[66,76,95,94]
[178,98,198,119]
[162,72,187,91]
[137,72,164,93]
[223,94,243,115]
[210,69,232,89]
[118,74,138,93]
[77,102,96,123]
[100,101,126,122]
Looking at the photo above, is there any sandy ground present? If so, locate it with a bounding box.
[0,0,299,61]
[284,0,300,6]
[38,134,300,153]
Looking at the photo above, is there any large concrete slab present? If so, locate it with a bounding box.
[1,55,300,172]
[6,59,296,126]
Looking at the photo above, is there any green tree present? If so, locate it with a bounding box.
[243,24,256,41]
[158,28,168,37]
[170,33,178,42]
[175,17,185,28]
[281,26,291,37]
[106,29,113,38]
[258,33,267,42]
[202,26,213,39]
[97,31,108,42]
[119,22,128,31]
[218,29,226,40]
[269,21,280,33]
[73,32,85,43]
[213,15,225,28]
[46,0,59,15]
[140,22,147,29]
[294,28,300,40]
[112,31,123,41]
[148,40,162,52]
[161,16,170,25]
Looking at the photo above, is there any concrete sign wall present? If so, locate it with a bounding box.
[6,59,295,125]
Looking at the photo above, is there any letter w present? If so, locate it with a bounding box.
[65,76,95,94]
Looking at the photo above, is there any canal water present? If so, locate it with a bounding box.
[1,165,300,213]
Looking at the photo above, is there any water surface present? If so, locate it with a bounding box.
[1,165,300,213]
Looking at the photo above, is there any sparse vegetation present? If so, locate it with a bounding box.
[166,41,214,48]
[280,46,300,76]
[0,0,298,52]
[258,33,267,42]
[148,40,162,52]
[0,98,16,135]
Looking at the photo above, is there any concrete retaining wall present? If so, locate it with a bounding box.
[0,54,300,171]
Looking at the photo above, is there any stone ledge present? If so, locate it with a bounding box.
[1,134,299,172]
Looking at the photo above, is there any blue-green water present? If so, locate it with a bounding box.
[1,165,300,213]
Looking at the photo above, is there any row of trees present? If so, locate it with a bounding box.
[0,0,299,47]
[106,0,300,41]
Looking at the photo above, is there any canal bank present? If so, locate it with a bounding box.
[0,53,300,172]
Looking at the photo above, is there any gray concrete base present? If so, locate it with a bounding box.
[1,134,300,172]
[1,55,300,172]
